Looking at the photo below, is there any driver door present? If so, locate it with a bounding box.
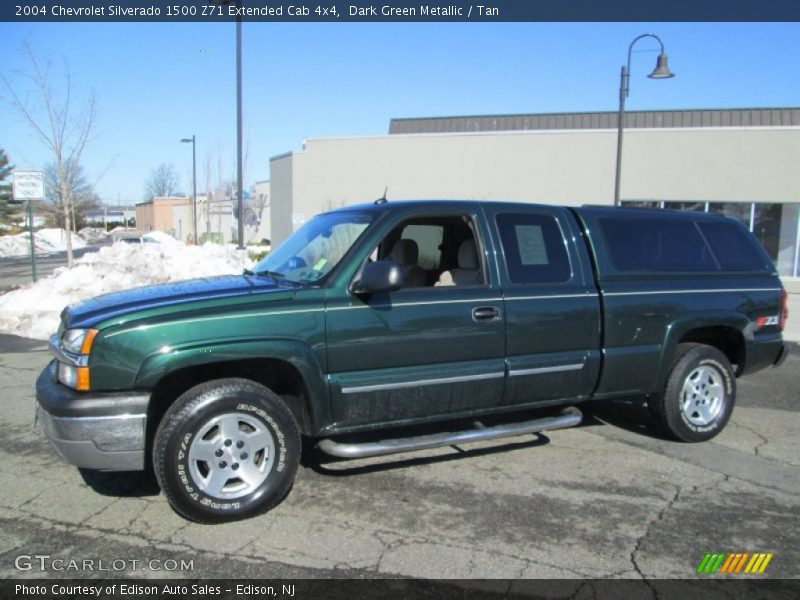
[324,209,506,431]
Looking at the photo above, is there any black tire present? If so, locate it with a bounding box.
[153,378,301,523]
[648,343,736,442]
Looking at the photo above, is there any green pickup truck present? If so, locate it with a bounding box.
[36,200,790,522]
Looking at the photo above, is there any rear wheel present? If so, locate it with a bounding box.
[153,378,301,523]
[648,343,736,442]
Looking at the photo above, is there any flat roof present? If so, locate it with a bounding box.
[389,107,800,135]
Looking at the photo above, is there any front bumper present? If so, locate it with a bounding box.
[36,363,150,471]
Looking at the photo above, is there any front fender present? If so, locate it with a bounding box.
[134,338,330,432]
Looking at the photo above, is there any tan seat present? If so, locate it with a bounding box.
[450,239,481,285]
[390,239,426,288]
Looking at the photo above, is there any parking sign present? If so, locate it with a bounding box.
[12,171,44,200]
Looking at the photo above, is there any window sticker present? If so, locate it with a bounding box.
[515,225,549,265]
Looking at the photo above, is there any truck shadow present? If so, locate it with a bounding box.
[77,400,669,495]
[78,466,161,497]
[306,399,673,477]
[580,396,674,441]
[304,432,550,477]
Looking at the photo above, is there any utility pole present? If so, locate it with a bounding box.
[236,4,244,249]
[180,135,198,243]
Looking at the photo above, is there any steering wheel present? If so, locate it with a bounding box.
[286,256,307,270]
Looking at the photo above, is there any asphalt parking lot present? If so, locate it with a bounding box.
[0,335,798,585]
[0,247,101,293]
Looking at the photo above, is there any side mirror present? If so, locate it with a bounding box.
[354,261,402,294]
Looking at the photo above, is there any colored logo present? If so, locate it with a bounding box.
[696,552,773,575]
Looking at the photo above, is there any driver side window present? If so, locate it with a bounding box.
[369,215,486,289]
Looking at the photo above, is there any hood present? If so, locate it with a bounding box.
[64,274,289,329]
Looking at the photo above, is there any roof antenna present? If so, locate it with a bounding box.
[374,186,388,205]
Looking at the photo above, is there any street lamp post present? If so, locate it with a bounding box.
[211,0,245,249]
[236,5,244,249]
[181,135,197,243]
[613,34,674,207]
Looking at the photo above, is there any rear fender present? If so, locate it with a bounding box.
[654,312,749,393]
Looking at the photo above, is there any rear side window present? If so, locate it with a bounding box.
[496,213,571,284]
[599,217,717,272]
[698,221,768,271]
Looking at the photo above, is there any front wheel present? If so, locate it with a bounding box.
[153,378,301,523]
[648,343,736,442]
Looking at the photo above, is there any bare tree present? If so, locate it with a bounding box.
[1,41,98,267]
[252,180,269,244]
[43,159,93,229]
[143,163,180,200]
[216,143,233,237]
[202,151,213,240]
[253,186,269,219]
[243,124,252,190]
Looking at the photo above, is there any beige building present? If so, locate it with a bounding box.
[135,196,190,237]
[270,107,800,277]
[171,193,236,244]
[251,180,271,243]
[135,193,243,244]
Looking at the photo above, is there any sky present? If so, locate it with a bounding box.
[1,22,798,205]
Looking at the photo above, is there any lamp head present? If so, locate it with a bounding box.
[180,138,193,143]
[648,53,674,79]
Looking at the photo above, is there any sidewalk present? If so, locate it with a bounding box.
[783,277,800,343]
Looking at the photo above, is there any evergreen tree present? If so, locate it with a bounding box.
[0,149,19,229]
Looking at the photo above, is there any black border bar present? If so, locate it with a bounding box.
[3,579,800,600]
[3,0,800,22]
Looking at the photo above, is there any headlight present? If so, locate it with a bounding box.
[56,328,97,391]
[57,363,90,391]
[61,329,98,355]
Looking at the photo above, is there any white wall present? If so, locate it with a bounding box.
[270,127,800,244]
[171,194,237,243]
[251,180,271,243]
[270,154,294,244]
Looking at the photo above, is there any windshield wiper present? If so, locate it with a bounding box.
[256,269,285,280]
[244,267,281,279]
[253,270,302,286]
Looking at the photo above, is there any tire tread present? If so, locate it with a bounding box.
[153,378,300,523]
[649,343,735,443]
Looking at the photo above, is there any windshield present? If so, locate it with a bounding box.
[253,211,375,284]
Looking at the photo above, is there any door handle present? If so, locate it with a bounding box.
[472,306,501,322]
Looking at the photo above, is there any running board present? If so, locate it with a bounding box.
[316,407,582,459]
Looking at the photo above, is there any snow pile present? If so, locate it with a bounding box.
[0,234,30,257]
[0,243,253,340]
[78,227,111,244]
[0,228,87,258]
[141,230,181,245]
[28,228,88,253]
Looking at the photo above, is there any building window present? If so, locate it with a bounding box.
[621,201,660,210]
[663,201,706,212]
[755,203,800,277]
[708,202,751,227]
